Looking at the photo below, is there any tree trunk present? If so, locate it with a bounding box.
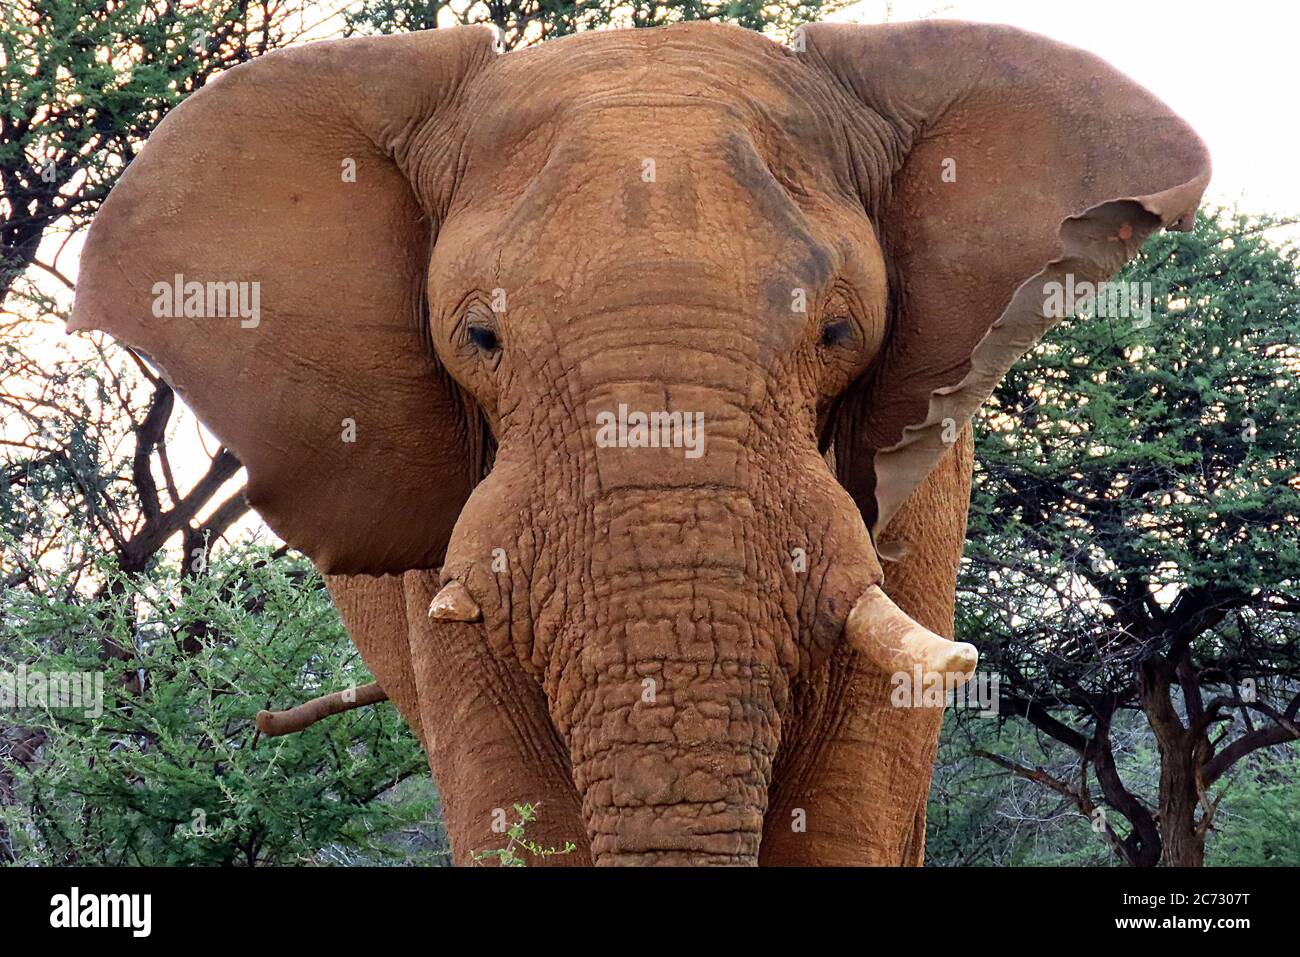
[1158,765,1206,866]
[1141,659,1207,866]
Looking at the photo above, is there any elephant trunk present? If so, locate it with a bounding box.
[562,576,786,865]
[434,368,909,864]
[527,482,793,866]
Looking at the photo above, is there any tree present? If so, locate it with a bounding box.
[344,0,842,48]
[1,546,442,865]
[960,210,1300,866]
[2,0,376,864]
[1,0,307,306]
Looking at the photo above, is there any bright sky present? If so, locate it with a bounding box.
[833,0,1297,214]
[12,0,1294,555]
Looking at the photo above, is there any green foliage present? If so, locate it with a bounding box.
[0,0,292,301]
[928,713,1152,867]
[344,0,841,47]
[469,803,577,866]
[950,209,1300,865]
[1207,745,1300,866]
[933,731,1300,868]
[0,546,443,865]
[970,209,1300,602]
[961,209,1300,706]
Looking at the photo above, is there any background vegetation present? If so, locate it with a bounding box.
[936,211,1300,866]
[2,0,1296,865]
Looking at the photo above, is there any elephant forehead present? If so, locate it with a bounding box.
[427,26,886,369]
[441,103,860,290]
[454,26,856,207]
[505,111,823,244]
[468,24,829,113]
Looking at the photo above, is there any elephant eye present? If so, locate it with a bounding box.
[820,318,854,348]
[467,324,500,354]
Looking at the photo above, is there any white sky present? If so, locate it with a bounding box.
[833,0,1298,214]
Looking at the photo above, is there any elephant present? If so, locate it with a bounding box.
[69,19,1209,866]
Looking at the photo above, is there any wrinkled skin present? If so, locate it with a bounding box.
[71,21,1209,865]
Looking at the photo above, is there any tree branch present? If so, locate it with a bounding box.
[255,683,388,737]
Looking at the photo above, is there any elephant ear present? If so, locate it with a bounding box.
[70,27,499,574]
[804,21,1211,555]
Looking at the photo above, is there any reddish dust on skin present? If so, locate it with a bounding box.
[68,19,1210,865]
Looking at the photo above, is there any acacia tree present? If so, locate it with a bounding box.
[2,0,361,863]
[0,0,310,305]
[961,210,1300,866]
[344,0,841,47]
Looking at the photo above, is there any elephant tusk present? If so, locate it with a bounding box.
[845,585,978,687]
[427,579,482,622]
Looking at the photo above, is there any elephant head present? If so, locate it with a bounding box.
[71,21,1209,865]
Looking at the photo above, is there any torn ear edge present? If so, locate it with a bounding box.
[867,172,1211,562]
